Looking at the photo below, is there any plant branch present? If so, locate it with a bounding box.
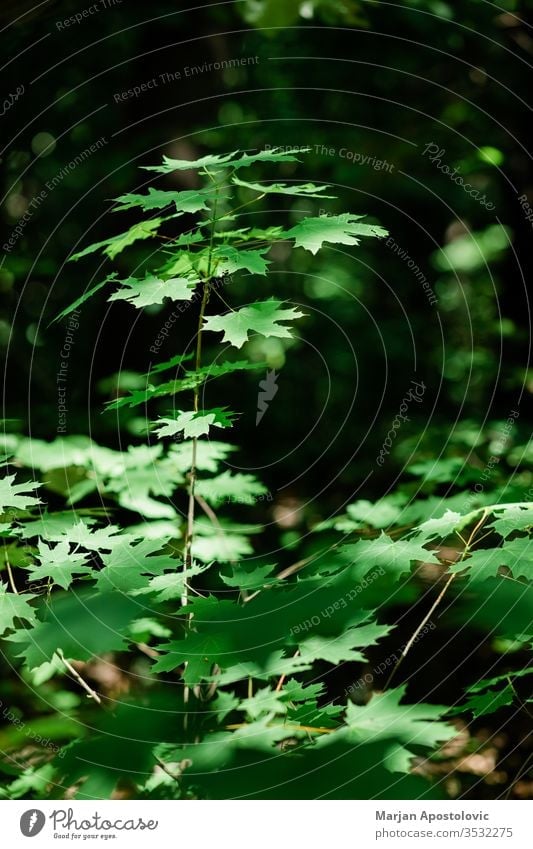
[243,555,316,603]
[5,560,18,594]
[275,650,300,692]
[183,178,223,597]
[57,649,102,705]
[383,509,489,690]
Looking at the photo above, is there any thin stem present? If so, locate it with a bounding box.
[5,561,18,594]
[183,178,222,592]
[194,493,233,565]
[225,721,334,735]
[384,509,489,691]
[155,755,183,784]
[181,177,223,730]
[183,280,211,588]
[136,642,159,659]
[57,649,102,705]
[275,650,300,692]
[383,573,455,691]
[244,555,315,603]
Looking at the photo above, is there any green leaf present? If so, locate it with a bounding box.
[287,213,388,254]
[167,230,205,248]
[232,175,335,198]
[453,536,533,583]
[106,360,263,411]
[103,465,179,520]
[113,187,214,214]
[344,496,408,530]
[297,620,392,665]
[134,562,209,602]
[147,352,195,376]
[143,147,308,184]
[26,540,92,590]
[15,511,99,541]
[8,590,141,667]
[143,151,238,174]
[238,687,287,720]
[53,273,118,323]
[232,148,308,169]
[0,583,37,636]
[342,685,454,761]
[203,299,305,349]
[450,547,502,582]
[340,533,439,581]
[210,246,270,276]
[176,737,441,800]
[153,408,237,439]
[193,519,254,563]
[500,537,533,581]
[467,668,533,693]
[13,435,95,472]
[58,520,126,552]
[69,218,163,261]
[108,274,197,309]
[167,441,236,474]
[0,474,41,514]
[195,471,268,506]
[489,504,533,538]
[407,457,475,485]
[95,537,174,593]
[220,562,277,590]
[451,686,515,718]
[416,509,463,540]
[453,578,533,640]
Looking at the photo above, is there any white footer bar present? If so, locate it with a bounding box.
[3,800,530,848]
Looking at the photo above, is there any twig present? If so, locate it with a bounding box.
[5,561,18,594]
[183,280,211,588]
[155,755,182,785]
[275,650,300,692]
[136,642,159,659]
[56,649,102,705]
[506,675,533,721]
[195,493,222,532]
[225,721,334,735]
[244,555,315,603]
[384,509,489,690]
[383,573,455,690]
[182,178,223,730]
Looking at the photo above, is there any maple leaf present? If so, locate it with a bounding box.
[287,213,388,254]
[203,299,305,349]
[232,175,335,197]
[0,474,41,514]
[342,685,455,762]
[195,471,268,506]
[108,275,197,309]
[8,591,140,667]
[143,151,238,173]
[95,537,174,593]
[113,187,215,214]
[0,583,37,636]
[210,246,270,276]
[26,540,92,590]
[153,408,236,439]
[70,218,163,261]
